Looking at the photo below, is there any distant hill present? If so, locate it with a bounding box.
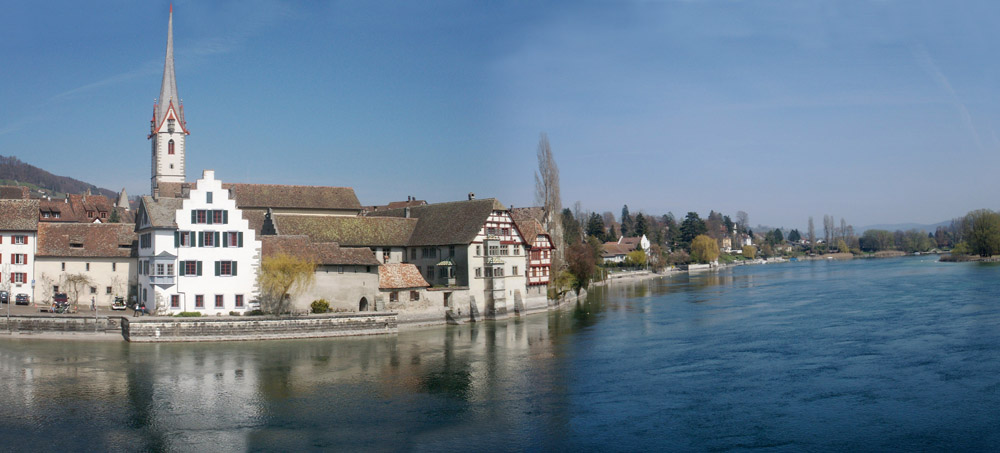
[0,155,118,199]
[857,221,952,235]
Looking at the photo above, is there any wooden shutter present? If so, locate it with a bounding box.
[223,211,229,224]
[196,261,203,276]
[24,236,27,245]
[179,261,186,276]
[191,210,197,223]
[238,232,243,247]
[198,232,204,247]
[214,232,220,247]
[174,231,180,248]
[207,210,214,224]
[215,261,221,276]
[222,233,228,248]
[232,261,238,276]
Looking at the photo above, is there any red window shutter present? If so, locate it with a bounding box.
[24,236,27,245]
[9,274,12,283]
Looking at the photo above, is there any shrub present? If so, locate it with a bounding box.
[175,311,201,317]
[311,299,330,314]
[229,311,241,316]
[245,309,265,316]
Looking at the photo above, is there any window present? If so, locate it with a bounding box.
[476,245,481,256]
[410,249,416,260]
[168,139,175,154]
[112,263,117,272]
[88,211,94,218]
[168,119,175,133]
[475,267,482,278]
[216,261,236,277]
[383,250,390,264]
[143,261,149,275]
[494,267,504,277]
[390,291,398,302]
[235,295,244,308]
[53,285,59,293]
[61,262,66,271]
[203,231,215,247]
[12,254,27,265]
[86,263,91,271]
[195,295,204,308]
[90,286,97,294]
[489,245,499,256]
[448,245,455,257]
[12,235,27,245]
[195,210,207,224]
[421,248,428,258]
[514,245,520,255]
[171,295,180,308]
[338,266,344,274]
[142,288,147,302]
[500,245,509,256]
[484,267,493,278]
[212,210,223,224]
[426,267,434,280]
[410,291,420,301]
[179,231,194,247]
[206,192,213,204]
[166,264,174,276]
[101,212,107,219]
[181,260,201,276]
[140,233,152,248]
[106,287,112,295]
[12,273,27,284]
[225,232,241,247]
[512,266,518,276]
[501,227,510,237]
[215,295,224,308]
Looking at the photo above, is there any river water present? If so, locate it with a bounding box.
[2,257,999,451]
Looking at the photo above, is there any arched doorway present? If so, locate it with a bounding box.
[359,297,369,312]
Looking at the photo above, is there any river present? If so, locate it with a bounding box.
[2,257,999,451]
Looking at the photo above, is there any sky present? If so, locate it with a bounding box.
[2,0,1000,230]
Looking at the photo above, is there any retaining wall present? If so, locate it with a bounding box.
[0,315,123,335]
[122,312,397,342]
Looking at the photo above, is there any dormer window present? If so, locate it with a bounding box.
[168,119,175,133]
[168,139,175,154]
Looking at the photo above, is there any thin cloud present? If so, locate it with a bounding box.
[912,45,985,152]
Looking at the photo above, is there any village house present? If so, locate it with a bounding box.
[255,213,417,265]
[135,170,261,315]
[0,199,39,303]
[379,263,436,323]
[260,235,380,313]
[34,223,137,307]
[510,209,554,298]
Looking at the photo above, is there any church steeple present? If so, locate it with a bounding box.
[150,5,188,197]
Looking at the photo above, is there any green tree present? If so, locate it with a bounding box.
[690,234,719,264]
[837,239,850,253]
[634,213,647,237]
[787,229,801,243]
[566,242,597,291]
[962,209,1000,257]
[742,245,756,259]
[625,250,647,268]
[585,213,606,241]
[108,209,121,223]
[561,208,582,245]
[678,212,707,250]
[606,224,619,242]
[258,253,317,315]
[621,205,633,237]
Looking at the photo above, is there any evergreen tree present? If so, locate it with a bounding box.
[634,213,647,237]
[621,205,633,237]
[678,212,707,250]
[787,229,802,243]
[561,208,582,245]
[607,224,619,242]
[108,209,121,223]
[585,213,606,241]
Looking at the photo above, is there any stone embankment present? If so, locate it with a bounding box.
[122,312,397,342]
[1,315,122,336]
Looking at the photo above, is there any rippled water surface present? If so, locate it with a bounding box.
[2,257,1000,451]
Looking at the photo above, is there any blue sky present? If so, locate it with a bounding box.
[2,1,999,229]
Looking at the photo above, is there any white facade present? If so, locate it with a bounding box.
[34,257,135,307]
[137,170,260,315]
[0,231,36,302]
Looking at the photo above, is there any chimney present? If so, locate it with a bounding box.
[468,192,475,200]
[404,207,411,218]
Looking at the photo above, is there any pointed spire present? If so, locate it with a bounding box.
[156,6,184,128]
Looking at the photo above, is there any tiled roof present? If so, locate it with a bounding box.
[511,206,545,224]
[369,198,506,246]
[155,182,195,199]
[242,209,268,235]
[38,194,114,223]
[138,196,183,228]
[601,242,631,257]
[271,215,416,247]
[226,184,362,211]
[36,223,137,258]
[0,199,40,230]
[619,236,642,248]
[511,216,545,245]
[260,235,379,266]
[378,263,430,289]
[0,186,29,199]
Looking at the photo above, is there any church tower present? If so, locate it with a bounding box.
[149,5,188,197]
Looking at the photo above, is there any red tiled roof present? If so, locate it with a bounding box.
[36,223,136,258]
[0,186,29,200]
[260,235,379,266]
[0,199,40,230]
[226,184,362,211]
[378,263,430,289]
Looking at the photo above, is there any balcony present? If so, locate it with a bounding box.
[149,275,176,287]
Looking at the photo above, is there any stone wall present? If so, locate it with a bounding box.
[122,312,397,342]
[0,315,123,335]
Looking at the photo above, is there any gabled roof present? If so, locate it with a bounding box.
[0,186,29,200]
[601,242,631,257]
[0,199,39,231]
[511,215,547,246]
[379,263,430,289]
[36,223,136,258]
[369,198,506,246]
[38,194,114,223]
[268,215,416,247]
[137,196,183,229]
[260,235,379,266]
[225,184,362,211]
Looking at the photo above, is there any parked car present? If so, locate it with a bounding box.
[0,291,8,304]
[15,294,29,305]
[53,293,69,303]
[111,296,127,310]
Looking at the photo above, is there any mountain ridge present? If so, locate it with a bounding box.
[0,155,119,200]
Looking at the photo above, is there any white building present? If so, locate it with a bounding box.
[135,170,261,315]
[34,223,137,307]
[0,199,39,303]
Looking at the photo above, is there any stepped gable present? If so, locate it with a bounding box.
[137,196,184,229]
[0,186,29,200]
[378,263,430,289]
[260,235,379,266]
[36,223,136,258]
[0,199,39,230]
[369,198,505,246]
[225,183,361,211]
[268,215,416,247]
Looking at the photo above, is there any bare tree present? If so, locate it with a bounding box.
[534,133,563,270]
[823,215,834,246]
[37,273,55,303]
[807,217,816,246]
[736,211,750,232]
[63,273,93,307]
[840,218,848,243]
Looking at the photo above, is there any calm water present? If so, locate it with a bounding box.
[2,257,1000,452]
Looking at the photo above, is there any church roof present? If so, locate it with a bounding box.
[154,7,185,131]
